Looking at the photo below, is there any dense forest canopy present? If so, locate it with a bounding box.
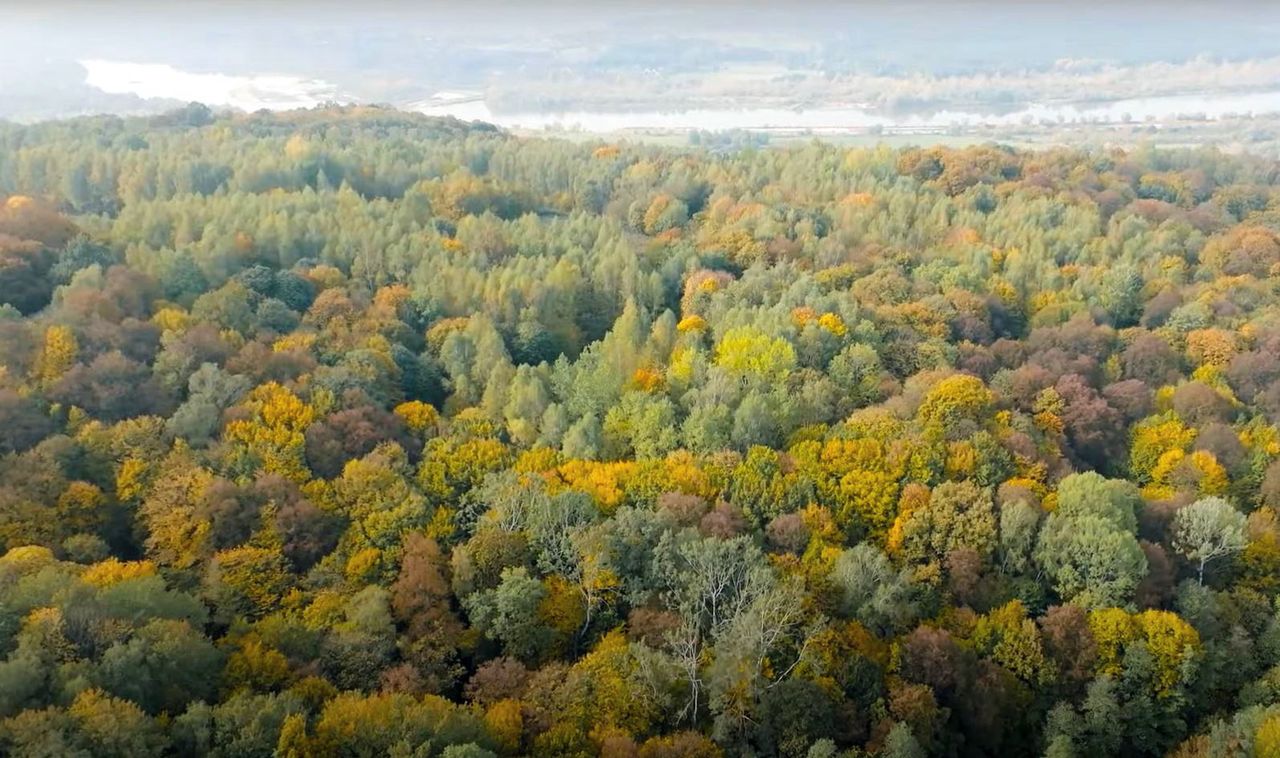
[3,105,1280,756]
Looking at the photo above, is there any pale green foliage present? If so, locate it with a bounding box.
[830,543,920,635]
[1054,472,1141,533]
[1035,514,1147,608]
[998,499,1041,574]
[1172,496,1248,583]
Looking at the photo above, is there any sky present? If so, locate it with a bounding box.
[3,2,1280,124]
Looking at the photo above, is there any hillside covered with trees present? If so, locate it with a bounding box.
[4,105,1280,756]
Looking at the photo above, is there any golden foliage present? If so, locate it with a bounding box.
[714,326,796,382]
[394,400,440,435]
[1186,328,1237,367]
[81,558,157,587]
[552,460,636,514]
[917,374,994,428]
[676,315,708,333]
[630,366,665,393]
[224,382,316,481]
[485,699,525,754]
[1088,607,1139,677]
[1130,413,1196,485]
[1135,609,1201,697]
[34,324,78,386]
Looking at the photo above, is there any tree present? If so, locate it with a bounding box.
[971,600,1054,686]
[898,480,998,568]
[714,327,795,384]
[1098,264,1144,328]
[1122,333,1182,386]
[258,477,340,572]
[172,692,306,758]
[463,567,551,664]
[65,688,167,757]
[1035,515,1147,608]
[603,391,680,460]
[705,574,814,745]
[881,722,927,758]
[654,534,781,724]
[204,546,294,623]
[51,351,171,421]
[1171,496,1248,584]
[391,533,464,692]
[50,236,118,285]
[1055,375,1126,471]
[830,543,919,635]
[1038,604,1097,689]
[1053,472,1141,533]
[829,343,887,412]
[309,691,489,756]
[730,390,783,450]
[166,363,250,446]
[224,382,315,481]
[33,324,78,387]
[304,402,413,479]
[0,390,53,455]
[0,247,53,316]
[998,499,1040,574]
[94,619,223,715]
[917,374,993,430]
[757,678,837,757]
[1134,610,1201,697]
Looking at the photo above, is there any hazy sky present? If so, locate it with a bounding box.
[9,2,1280,65]
[4,1,1280,122]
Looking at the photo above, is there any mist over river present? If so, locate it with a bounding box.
[80,58,1280,133]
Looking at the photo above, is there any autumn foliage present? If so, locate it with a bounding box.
[1,107,1280,756]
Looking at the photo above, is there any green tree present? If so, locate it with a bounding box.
[462,567,550,664]
[1171,496,1248,584]
[1035,514,1147,608]
[830,543,920,635]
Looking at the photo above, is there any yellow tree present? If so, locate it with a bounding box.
[55,481,107,537]
[80,557,157,587]
[34,324,78,387]
[205,545,294,622]
[225,382,316,481]
[138,444,216,571]
[1134,610,1201,697]
[971,600,1055,686]
[714,326,795,383]
[1130,412,1196,485]
[393,400,439,437]
[917,374,994,430]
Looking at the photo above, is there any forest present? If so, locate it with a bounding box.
[2,104,1280,757]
